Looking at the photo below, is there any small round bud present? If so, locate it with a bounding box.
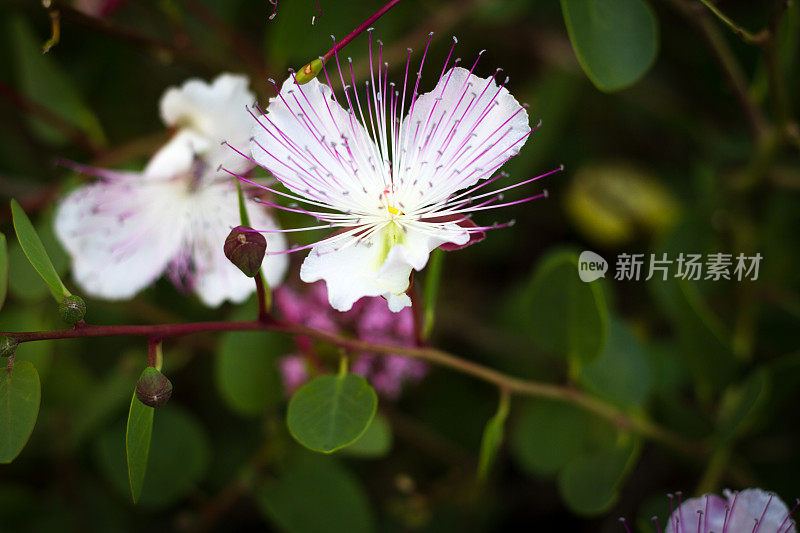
[224,225,267,278]
[0,336,18,358]
[135,367,173,408]
[59,295,86,324]
[294,58,324,85]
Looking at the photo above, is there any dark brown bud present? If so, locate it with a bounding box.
[135,367,173,408]
[224,225,266,278]
[58,295,86,324]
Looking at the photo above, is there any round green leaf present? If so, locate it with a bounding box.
[557,440,639,515]
[577,318,652,409]
[256,453,375,533]
[287,373,378,453]
[338,414,392,458]
[510,397,615,476]
[523,250,608,365]
[561,0,658,92]
[0,361,42,463]
[215,331,285,417]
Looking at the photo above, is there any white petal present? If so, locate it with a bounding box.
[143,129,210,180]
[397,66,530,207]
[725,489,796,532]
[54,176,188,300]
[159,73,256,175]
[664,494,728,533]
[251,75,385,212]
[183,181,288,307]
[300,222,467,312]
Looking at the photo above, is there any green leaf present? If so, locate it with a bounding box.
[287,373,378,453]
[650,277,735,396]
[0,361,42,463]
[338,414,392,458]
[256,453,375,533]
[577,318,652,409]
[510,397,615,477]
[423,248,444,338]
[8,212,69,303]
[125,392,154,503]
[70,365,138,449]
[523,250,608,365]
[477,391,510,481]
[10,199,70,303]
[560,0,658,92]
[216,331,285,416]
[98,406,211,508]
[9,15,105,145]
[557,439,639,515]
[0,233,7,311]
[717,370,770,443]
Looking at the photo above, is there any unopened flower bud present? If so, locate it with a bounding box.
[135,367,173,408]
[0,336,18,358]
[224,225,266,278]
[59,295,86,324]
[294,58,324,85]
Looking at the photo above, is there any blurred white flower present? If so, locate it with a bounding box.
[240,35,559,312]
[145,73,256,179]
[55,73,288,307]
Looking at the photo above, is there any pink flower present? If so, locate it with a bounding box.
[274,282,427,398]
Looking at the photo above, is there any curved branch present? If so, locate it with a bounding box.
[0,317,704,457]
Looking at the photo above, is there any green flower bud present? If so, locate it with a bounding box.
[135,367,173,408]
[224,225,267,278]
[0,336,18,358]
[58,295,86,324]
[294,58,324,85]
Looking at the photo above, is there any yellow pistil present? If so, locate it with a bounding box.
[386,205,403,216]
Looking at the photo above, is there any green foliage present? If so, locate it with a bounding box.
[522,249,608,366]
[557,439,639,515]
[577,318,652,410]
[477,392,510,481]
[561,0,658,91]
[256,452,375,533]
[338,414,392,458]
[10,200,71,303]
[0,361,41,463]
[7,211,70,303]
[215,331,285,416]
[8,16,105,146]
[125,393,154,503]
[0,233,7,311]
[510,397,615,476]
[287,373,378,453]
[99,406,211,507]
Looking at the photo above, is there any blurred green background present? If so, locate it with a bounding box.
[1,0,799,531]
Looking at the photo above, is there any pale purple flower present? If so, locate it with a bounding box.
[226,34,560,312]
[55,74,288,306]
[274,282,426,398]
[279,355,309,395]
[622,489,797,533]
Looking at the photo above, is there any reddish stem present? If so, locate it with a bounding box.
[321,0,405,62]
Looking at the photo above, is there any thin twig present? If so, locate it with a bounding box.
[662,0,768,139]
[697,0,768,45]
[0,317,703,456]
